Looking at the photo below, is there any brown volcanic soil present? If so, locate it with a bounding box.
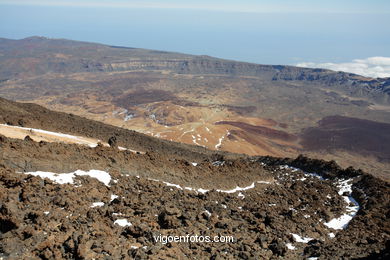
[0,98,389,259]
[0,97,233,163]
[215,121,297,142]
[0,135,389,259]
[1,37,390,182]
[301,115,390,163]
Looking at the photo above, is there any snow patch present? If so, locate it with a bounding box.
[24,169,112,186]
[324,179,360,230]
[203,210,211,217]
[91,202,104,208]
[215,135,225,149]
[216,182,255,193]
[291,233,313,243]
[114,219,132,227]
[286,243,296,250]
[110,194,119,202]
[237,192,245,199]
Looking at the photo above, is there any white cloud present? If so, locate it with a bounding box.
[296,57,390,78]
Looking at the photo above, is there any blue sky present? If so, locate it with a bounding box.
[1,0,390,76]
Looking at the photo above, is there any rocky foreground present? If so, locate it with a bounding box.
[1,133,389,259]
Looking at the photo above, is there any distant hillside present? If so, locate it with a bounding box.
[0,37,388,101]
[0,36,389,180]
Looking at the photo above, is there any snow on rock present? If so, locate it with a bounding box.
[279,165,323,180]
[286,243,296,250]
[212,161,225,166]
[145,176,271,197]
[324,179,360,230]
[124,113,135,121]
[237,192,245,199]
[257,181,272,184]
[25,171,76,185]
[74,170,112,186]
[110,194,119,202]
[197,188,209,194]
[291,233,313,243]
[114,219,132,227]
[24,169,112,186]
[91,202,105,208]
[44,211,50,215]
[191,162,198,166]
[215,135,225,149]
[329,233,335,238]
[203,210,211,217]
[216,182,255,193]
[162,181,183,190]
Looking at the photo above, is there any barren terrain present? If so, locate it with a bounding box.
[1,37,389,180]
[0,98,389,259]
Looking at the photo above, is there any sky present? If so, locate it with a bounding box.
[1,0,390,77]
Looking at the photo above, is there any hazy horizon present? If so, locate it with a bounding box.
[1,0,389,77]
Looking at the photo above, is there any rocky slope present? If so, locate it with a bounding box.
[0,98,389,259]
[1,37,389,181]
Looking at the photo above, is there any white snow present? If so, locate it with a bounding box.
[216,182,255,193]
[279,165,323,180]
[162,181,183,190]
[215,135,224,149]
[257,181,272,184]
[212,161,225,166]
[324,179,359,230]
[197,188,209,193]
[24,169,112,186]
[74,170,112,186]
[286,243,296,250]
[110,194,119,202]
[91,202,105,208]
[191,134,203,146]
[329,233,335,238]
[124,113,135,121]
[291,233,313,243]
[191,162,198,166]
[145,176,271,197]
[179,129,194,138]
[203,210,211,217]
[44,211,50,215]
[114,219,132,227]
[25,171,76,185]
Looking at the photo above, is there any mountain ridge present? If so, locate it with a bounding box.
[1,36,389,181]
